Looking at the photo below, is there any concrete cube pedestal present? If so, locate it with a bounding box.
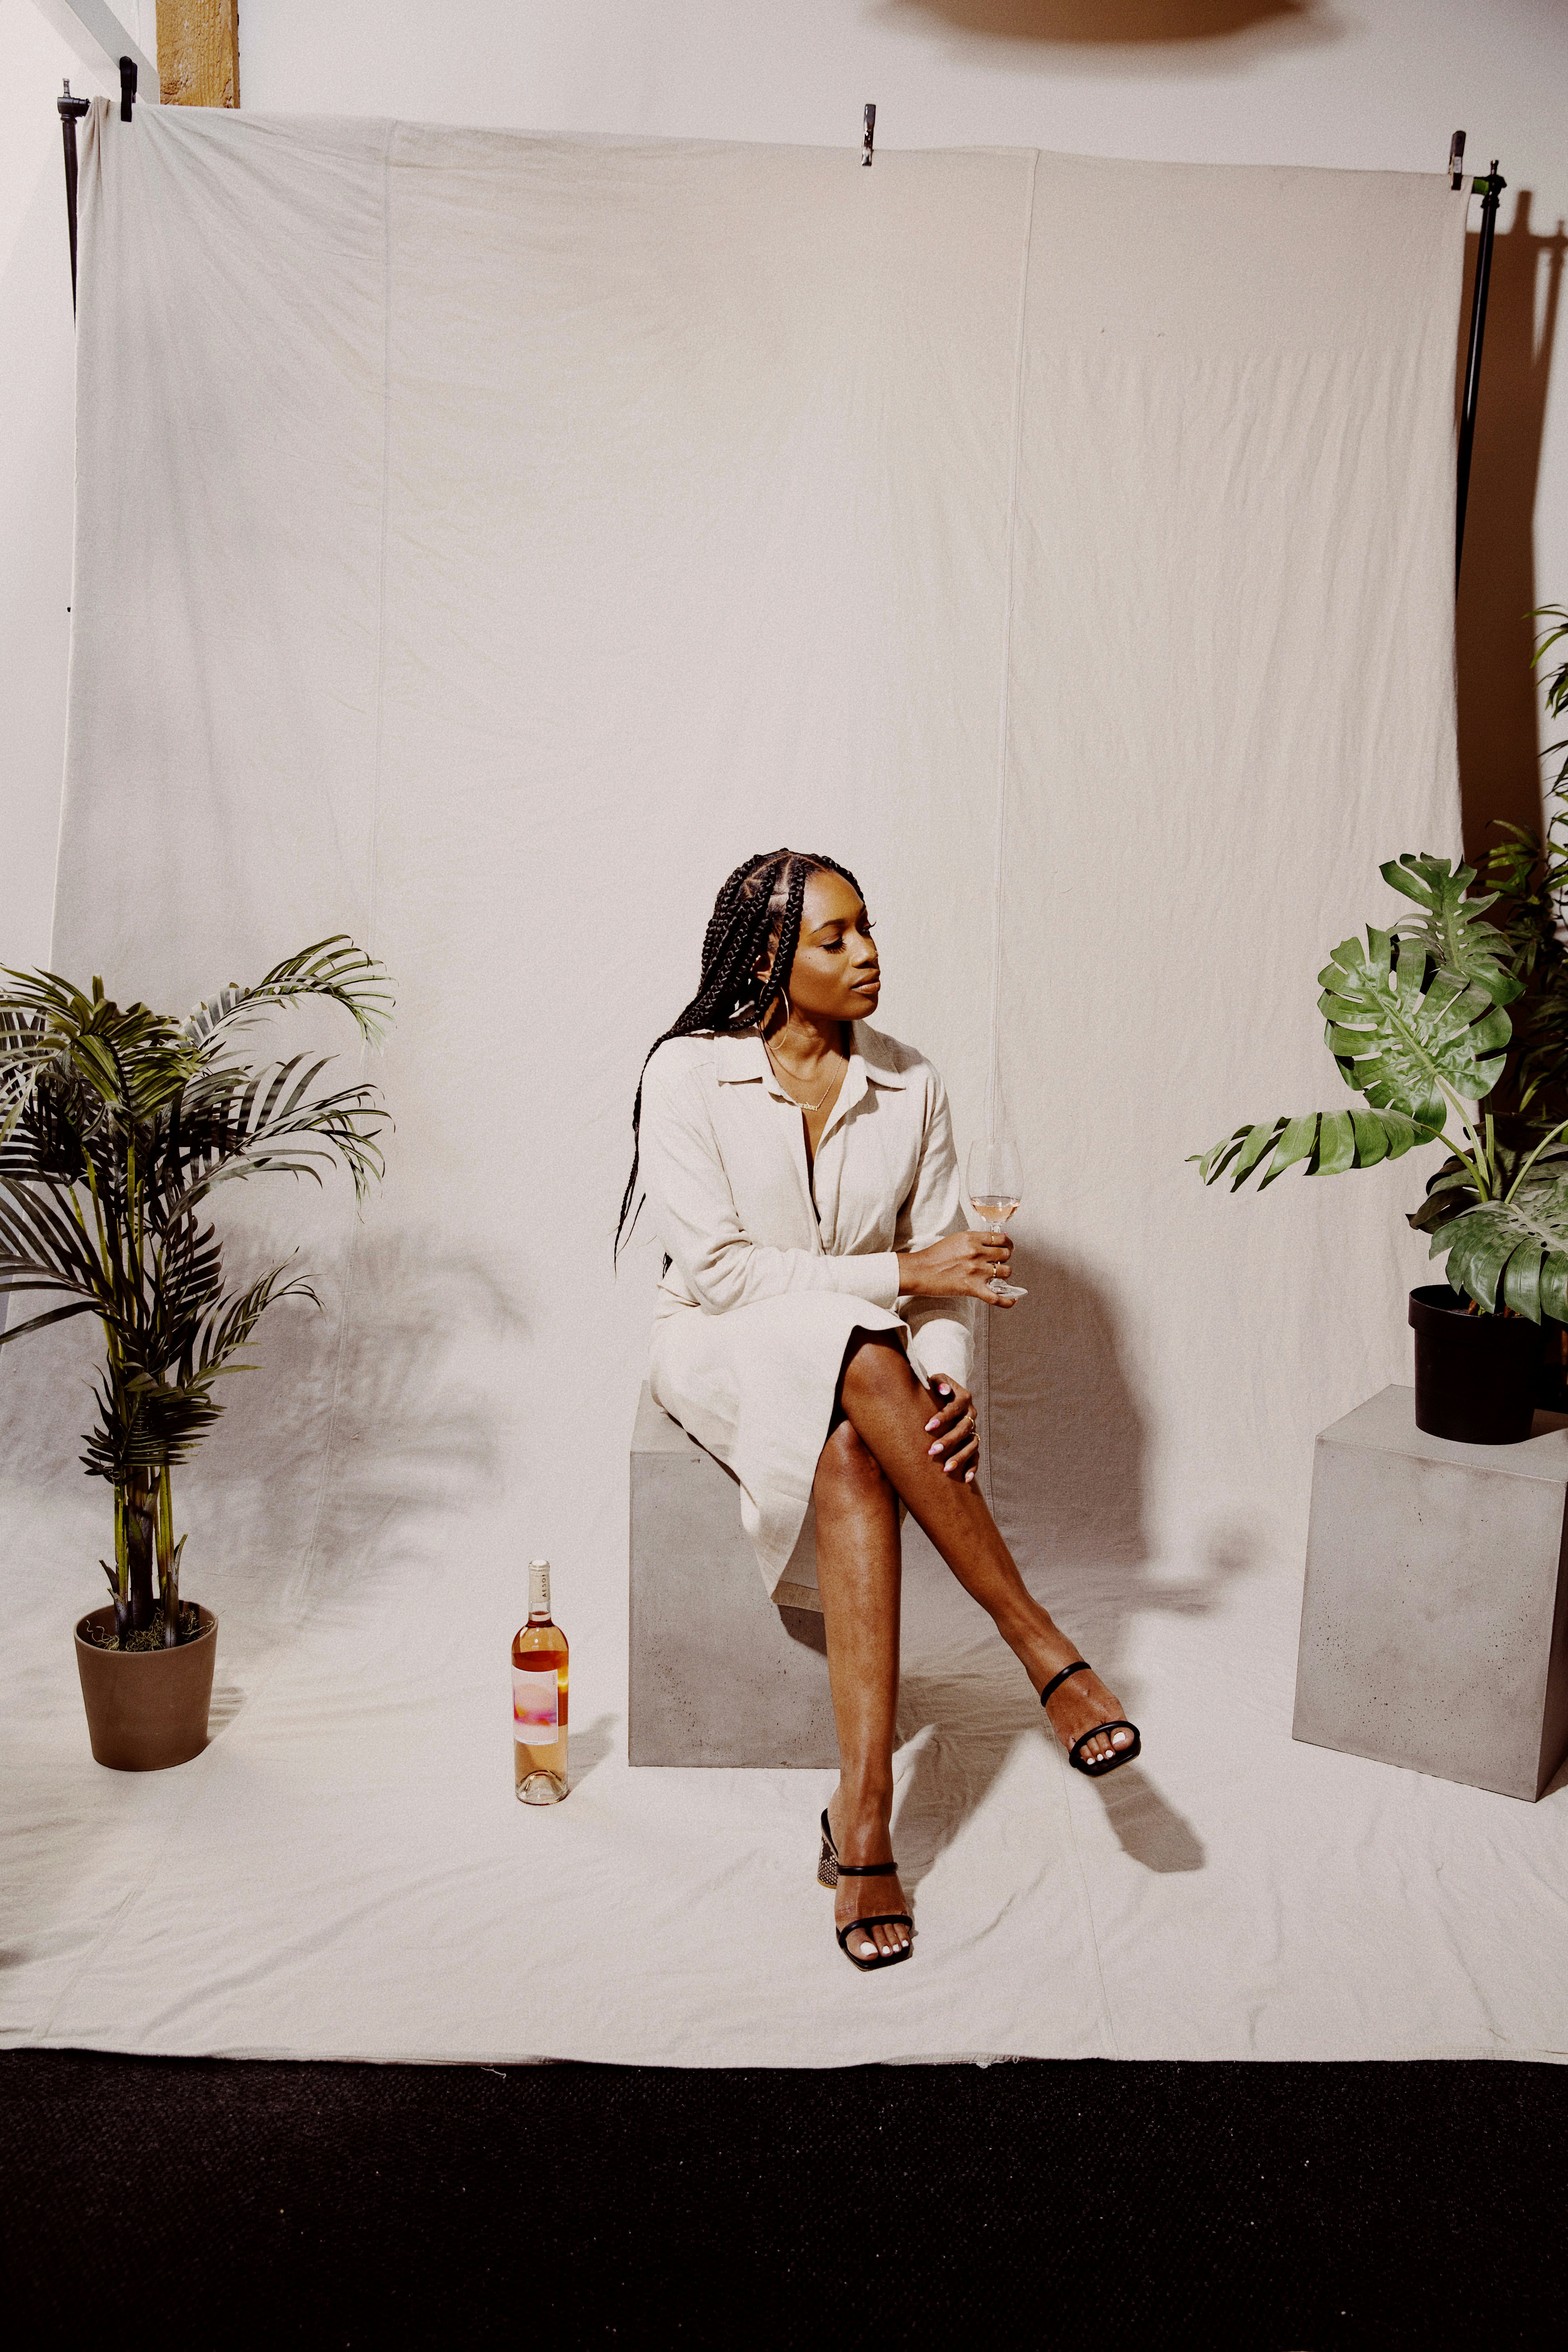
[1294,1383,1568,1800]
[629,1384,839,1767]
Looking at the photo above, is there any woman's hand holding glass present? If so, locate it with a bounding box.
[896,1226,1017,1304]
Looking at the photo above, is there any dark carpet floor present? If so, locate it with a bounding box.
[2,2051,1564,2346]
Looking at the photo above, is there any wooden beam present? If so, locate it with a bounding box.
[156,0,239,108]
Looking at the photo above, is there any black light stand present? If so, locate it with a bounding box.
[57,59,137,318]
[57,81,89,312]
[1452,130,1506,588]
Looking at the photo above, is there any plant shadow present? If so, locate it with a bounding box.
[186,1223,526,1628]
[1457,189,1568,866]
[206,1681,246,1737]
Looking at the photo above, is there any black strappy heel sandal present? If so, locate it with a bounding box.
[1040,1661,1142,1776]
[817,1810,914,1971]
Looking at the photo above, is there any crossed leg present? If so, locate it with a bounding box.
[814,1332,1134,1960]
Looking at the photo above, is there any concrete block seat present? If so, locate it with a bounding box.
[629,1383,840,1766]
[1294,1384,1568,1800]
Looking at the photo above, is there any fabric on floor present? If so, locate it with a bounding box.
[7,107,1561,2067]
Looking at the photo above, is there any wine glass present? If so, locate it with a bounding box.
[966,1138,1028,1301]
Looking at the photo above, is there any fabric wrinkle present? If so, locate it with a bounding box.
[289,120,395,1632]
[20,116,1540,2070]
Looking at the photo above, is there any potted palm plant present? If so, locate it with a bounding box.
[0,939,390,1768]
[1194,612,1568,1446]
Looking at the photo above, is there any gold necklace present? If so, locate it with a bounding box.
[764,1038,844,1113]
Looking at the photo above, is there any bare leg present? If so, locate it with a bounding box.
[837,1334,1134,1767]
[812,1418,913,1962]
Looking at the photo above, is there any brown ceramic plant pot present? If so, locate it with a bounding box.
[73,1604,218,1771]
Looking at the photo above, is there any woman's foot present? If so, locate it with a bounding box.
[826,1790,912,1964]
[1027,1649,1136,1768]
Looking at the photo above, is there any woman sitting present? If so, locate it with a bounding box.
[620,849,1139,1971]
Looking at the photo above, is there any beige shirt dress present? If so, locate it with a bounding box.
[639,1022,976,1595]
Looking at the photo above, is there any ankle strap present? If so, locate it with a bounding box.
[834,1860,898,1877]
[1039,1659,1090,1708]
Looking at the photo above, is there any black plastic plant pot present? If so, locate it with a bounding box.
[1408,1285,1545,1445]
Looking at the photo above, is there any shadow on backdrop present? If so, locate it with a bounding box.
[893,1246,1250,1877]
[202,1227,525,1630]
[1457,191,1567,864]
[0,1228,521,1944]
[988,1241,1149,1575]
[881,0,1339,67]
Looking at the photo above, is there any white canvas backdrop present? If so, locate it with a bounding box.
[7,105,1563,2065]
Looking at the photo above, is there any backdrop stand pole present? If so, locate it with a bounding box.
[58,82,90,314]
[1454,136,1506,589]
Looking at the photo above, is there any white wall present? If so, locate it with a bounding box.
[4,0,1566,970]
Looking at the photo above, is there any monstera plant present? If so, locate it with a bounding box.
[1197,606,1568,1338]
[0,940,390,1658]
[1192,851,1568,1321]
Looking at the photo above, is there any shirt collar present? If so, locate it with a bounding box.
[852,1022,908,1088]
[714,1031,773,1086]
[713,1024,907,1090]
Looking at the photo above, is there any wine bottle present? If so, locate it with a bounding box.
[512,1558,569,1804]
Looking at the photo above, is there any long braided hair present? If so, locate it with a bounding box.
[615,848,865,1262]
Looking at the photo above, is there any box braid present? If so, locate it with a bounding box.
[615,848,864,1262]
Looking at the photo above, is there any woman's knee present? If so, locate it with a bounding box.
[839,1330,912,1411]
[815,1414,895,1505]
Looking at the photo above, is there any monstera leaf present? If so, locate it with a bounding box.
[1318,928,1512,1126]
[1194,1104,1439,1190]
[1409,1143,1568,1322]
[1380,853,1525,1008]
[1191,834,1568,1320]
[1193,924,1505,1193]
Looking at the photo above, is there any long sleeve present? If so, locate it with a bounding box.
[894,1074,976,1393]
[639,1050,901,1316]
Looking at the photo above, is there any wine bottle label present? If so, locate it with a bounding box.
[513,1665,559,1743]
